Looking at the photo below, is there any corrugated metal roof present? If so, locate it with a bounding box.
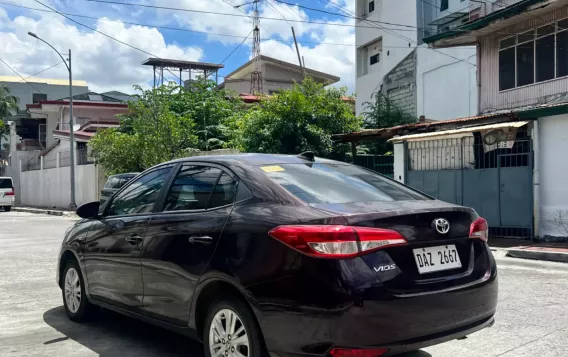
[0,76,88,87]
[388,121,530,142]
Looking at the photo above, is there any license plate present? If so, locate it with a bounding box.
[412,245,462,274]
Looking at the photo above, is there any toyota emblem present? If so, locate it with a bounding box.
[433,218,450,234]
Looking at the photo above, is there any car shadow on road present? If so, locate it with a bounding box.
[43,306,203,357]
[43,306,432,357]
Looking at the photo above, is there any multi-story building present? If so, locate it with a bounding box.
[355,0,477,120]
[412,0,568,238]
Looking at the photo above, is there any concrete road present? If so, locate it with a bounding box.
[1,212,567,357]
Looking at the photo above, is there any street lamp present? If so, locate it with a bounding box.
[28,32,76,210]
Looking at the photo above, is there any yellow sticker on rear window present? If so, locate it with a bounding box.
[261,165,285,173]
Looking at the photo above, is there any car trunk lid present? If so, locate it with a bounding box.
[311,200,492,295]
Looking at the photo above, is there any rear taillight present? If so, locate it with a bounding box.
[5,187,14,196]
[268,225,407,259]
[329,347,389,357]
[470,217,488,242]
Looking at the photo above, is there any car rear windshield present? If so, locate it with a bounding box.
[262,163,428,203]
[0,178,12,189]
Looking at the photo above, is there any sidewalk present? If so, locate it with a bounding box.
[490,238,568,264]
[11,205,77,217]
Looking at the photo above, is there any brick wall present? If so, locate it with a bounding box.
[380,49,417,117]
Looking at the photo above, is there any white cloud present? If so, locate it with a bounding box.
[0,0,356,93]
[0,7,202,94]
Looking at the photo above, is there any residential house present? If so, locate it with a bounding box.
[379,0,568,239]
[5,92,129,208]
[0,76,89,110]
[355,0,477,120]
[219,55,340,95]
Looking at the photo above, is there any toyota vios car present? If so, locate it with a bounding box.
[57,153,497,357]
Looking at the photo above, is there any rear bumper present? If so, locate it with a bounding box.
[254,258,498,357]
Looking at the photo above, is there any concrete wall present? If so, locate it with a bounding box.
[381,50,417,117]
[355,0,476,116]
[20,163,103,209]
[0,81,88,110]
[538,114,568,238]
[416,46,477,120]
[355,0,419,115]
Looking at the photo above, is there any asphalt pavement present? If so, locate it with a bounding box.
[0,211,567,357]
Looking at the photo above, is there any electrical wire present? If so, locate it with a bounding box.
[0,57,52,98]
[3,61,64,88]
[82,0,436,31]
[273,0,435,30]
[220,29,253,64]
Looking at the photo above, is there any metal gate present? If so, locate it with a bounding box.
[406,134,533,238]
[354,155,394,178]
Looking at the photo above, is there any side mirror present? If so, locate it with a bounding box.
[76,201,101,219]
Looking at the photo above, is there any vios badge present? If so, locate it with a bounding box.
[433,218,450,234]
[374,264,396,272]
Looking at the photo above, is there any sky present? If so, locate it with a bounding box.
[0,0,356,96]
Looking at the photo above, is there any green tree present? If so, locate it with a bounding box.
[90,82,243,174]
[361,91,416,154]
[236,77,361,159]
[0,86,18,137]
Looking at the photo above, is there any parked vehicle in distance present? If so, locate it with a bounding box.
[99,173,138,205]
[0,177,14,212]
[58,153,497,357]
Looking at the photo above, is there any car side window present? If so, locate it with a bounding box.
[163,165,222,211]
[106,167,173,216]
[209,173,237,208]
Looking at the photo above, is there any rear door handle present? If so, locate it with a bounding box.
[125,235,143,244]
[188,235,213,245]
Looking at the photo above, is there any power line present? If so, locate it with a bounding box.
[0,57,52,98]
[274,0,435,30]
[220,29,253,64]
[0,1,362,47]
[323,0,476,67]
[82,0,433,31]
[265,0,293,27]
[32,0,203,81]
[3,61,64,89]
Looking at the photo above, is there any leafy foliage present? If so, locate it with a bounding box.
[360,91,416,154]
[0,86,18,137]
[90,81,242,174]
[236,77,361,159]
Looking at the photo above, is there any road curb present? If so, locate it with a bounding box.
[506,248,568,263]
[11,206,76,217]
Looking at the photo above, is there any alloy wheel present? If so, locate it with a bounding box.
[209,309,250,357]
[64,267,81,313]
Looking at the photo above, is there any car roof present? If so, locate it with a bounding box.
[166,153,343,166]
[109,173,139,178]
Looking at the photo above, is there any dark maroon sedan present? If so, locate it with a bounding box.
[57,153,497,357]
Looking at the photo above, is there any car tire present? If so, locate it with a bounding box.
[62,259,94,322]
[203,297,266,357]
[3,206,10,212]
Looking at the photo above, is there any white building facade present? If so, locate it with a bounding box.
[355,0,477,120]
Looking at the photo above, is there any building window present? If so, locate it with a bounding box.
[357,46,369,76]
[499,18,568,91]
[32,93,47,103]
[370,53,380,65]
[369,0,375,13]
[440,0,449,11]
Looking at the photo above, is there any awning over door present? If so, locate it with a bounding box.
[388,121,530,142]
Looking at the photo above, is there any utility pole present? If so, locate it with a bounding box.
[250,0,263,94]
[291,27,306,79]
[28,32,76,209]
[68,49,76,210]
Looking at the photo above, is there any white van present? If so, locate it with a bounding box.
[0,177,14,212]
